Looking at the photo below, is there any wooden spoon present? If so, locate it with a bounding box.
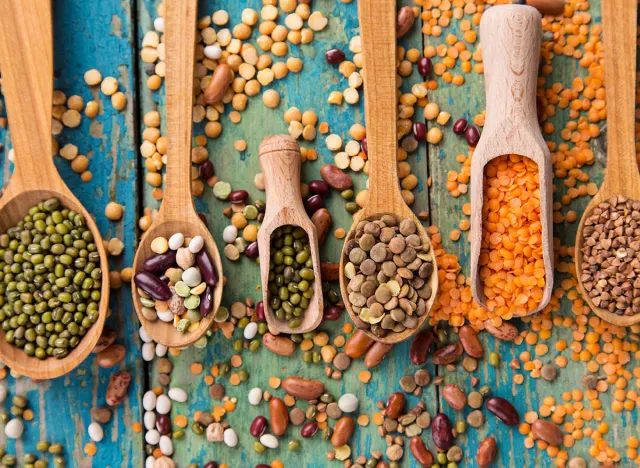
[338,0,438,344]
[257,135,323,335]
[574,0,640,327]
[132,0,223,347]
[0,0,109,379]
[469,5,554,316]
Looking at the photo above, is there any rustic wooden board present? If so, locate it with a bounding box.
[0,1,143,466]
[2,0,638,467]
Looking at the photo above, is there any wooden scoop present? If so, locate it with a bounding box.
[0,0,109,379]
[469,5,554,317]
[338,0,438,344]
[257,135,323,335]
[575,0,640,327]
[132,0,223,347]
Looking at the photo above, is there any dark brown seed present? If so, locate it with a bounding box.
[431,413,454,450]
[325,48,345,65]
[452,118,468,134]
[433,342,463,365]
[486,397,520,426]
[417,57,432,76]
[465,125,481,146]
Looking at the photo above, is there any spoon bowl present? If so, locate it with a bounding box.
[574,0,640,327]
[132,0,223,346]
[338,0,438,344]
[0,0,109,379]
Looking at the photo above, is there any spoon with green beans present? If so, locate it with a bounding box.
[257,136,323,334]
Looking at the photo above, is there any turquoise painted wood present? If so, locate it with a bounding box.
[2,0,638,467]
[0,1,142,466]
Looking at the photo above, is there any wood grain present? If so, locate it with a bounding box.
[338,0,439,344]
[574,0,640,327]
[470,5,554,316]
[132,0,224,347]
[0,0,110,379]
[257,135,323,335]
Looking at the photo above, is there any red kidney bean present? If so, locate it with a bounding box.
[304,194,324,215]
[301,421,318,438]
[325,48,345,65]
[255,465,270,468]
[385,392,406,419]
[410,329,435,365]
[200,285,214,317]
[413,122,426,141]
[361,137,368,155]
[309,180,330,196]
[250,416,268,437]
[197,250,218,286]
[156,414,171,434]
[143,250,177,275]
[486,397,520,426]
[134,271,172,301]
[465,125,481,146]
[417,56,432,76]
[203,463,218,468]
[452,118,468,135]
[323,305,342,321]
[199,160,214,179]
[245,241,259,259]
[431,413,454,451]
[433,342,463,365]
[256,301,265,321]
[229,190,249,203]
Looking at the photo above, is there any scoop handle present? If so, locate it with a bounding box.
[161,0,198,220]
[0,0,57,189]
[358,0,401,209]
[600,0,639,195]
[259,135,306,218]
[480,5,541,137]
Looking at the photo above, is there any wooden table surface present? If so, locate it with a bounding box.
[1,0,634,467]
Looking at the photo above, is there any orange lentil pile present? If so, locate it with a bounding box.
[479,154,545,318]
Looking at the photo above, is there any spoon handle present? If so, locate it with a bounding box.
[358,0,401,210]
[0,0,57,189]
[162,0,198,219]
[600,0,639,194]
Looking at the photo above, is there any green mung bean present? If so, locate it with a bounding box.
[0,199,101,359]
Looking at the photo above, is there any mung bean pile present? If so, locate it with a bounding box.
[267,225,315,329]
[0,198,102,359]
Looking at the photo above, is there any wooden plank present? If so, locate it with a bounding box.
[0,1,143,465]
[137,0,438,466]
[423,2,632,467]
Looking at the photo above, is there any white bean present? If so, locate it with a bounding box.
[223,428,238,447]
[168,387,187,403]
[157,310,174,322]
[88,422,104,442]
[143,411,156,431]
[145,456,155,468]
[5,419,23,439]
[338,393,359,413]
[168,233,184,250]
[142,342,156,362]
[139,326,153,343]
[143,391,157,411]
[154,17,165,33]
[223,225,238,243]
[248,387,262,406]
[156,394,172,414]
[155,343,168,357]
[159,435,174,456]
[189,235,204,253]
[243,322,258,340]
[204,44,222,60]
[260,434,278,449]
[182,267,202,287]
[145,428,160,445]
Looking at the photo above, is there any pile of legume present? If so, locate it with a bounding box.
[134,233,218,333]
[343,216,435,338]
[479,154,545,318]
[267,226,315,329]
[0,198,102,359]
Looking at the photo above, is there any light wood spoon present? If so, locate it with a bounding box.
[0,0,109,379]
[132,0,223,347]
[338,0,438,344]
[575,0,640,327]
[470,5,554,316]
[257,135,323,335]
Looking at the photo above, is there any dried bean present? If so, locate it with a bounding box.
[410,329,434,365]
[431,413,454,451]
[433,342,463,365]
[486,397,519,426]
[409,436,434,467]
[477,437,497,467]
